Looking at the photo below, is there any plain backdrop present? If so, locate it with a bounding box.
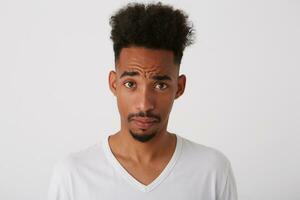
[0,0,299,199]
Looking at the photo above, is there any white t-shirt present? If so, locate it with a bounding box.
[48,134,238,200]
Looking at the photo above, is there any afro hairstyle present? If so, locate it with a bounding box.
[109,2,195,66]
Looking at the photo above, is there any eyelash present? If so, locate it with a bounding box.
[124,81,136,89]
[156,83,168,90]
[123,81,168,90]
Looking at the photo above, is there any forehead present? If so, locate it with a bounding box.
[116,46,177,76]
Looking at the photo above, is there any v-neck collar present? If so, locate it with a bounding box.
[102,133,183,193]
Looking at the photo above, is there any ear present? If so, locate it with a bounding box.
[175,74,186,99]
[109,70,117,96]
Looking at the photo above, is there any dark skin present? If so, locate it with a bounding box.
[108,46,186,185]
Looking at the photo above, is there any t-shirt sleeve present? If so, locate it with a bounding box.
[217,161,238,200]
[47,160,73,200]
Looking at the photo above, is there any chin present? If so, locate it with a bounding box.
[129,129,157,143]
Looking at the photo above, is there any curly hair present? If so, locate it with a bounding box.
[109,2,195,66]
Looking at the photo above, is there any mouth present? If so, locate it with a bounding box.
[131,117,158,129]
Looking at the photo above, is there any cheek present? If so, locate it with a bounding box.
[155,94,175,114]
[116,90,134,116]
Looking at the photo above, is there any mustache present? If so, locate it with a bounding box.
[128,111,161,122]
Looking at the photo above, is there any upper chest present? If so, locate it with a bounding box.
[114,154,172,186]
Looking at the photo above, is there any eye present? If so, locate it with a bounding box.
[124,81,136,89]
[155,82,168,90]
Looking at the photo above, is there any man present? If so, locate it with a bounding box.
[48,2,238,200]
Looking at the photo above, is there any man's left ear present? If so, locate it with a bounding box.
[175,74,186,99]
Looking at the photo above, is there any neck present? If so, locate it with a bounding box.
[108,128,176,164]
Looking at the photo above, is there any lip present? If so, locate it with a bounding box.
[132,117,157,123]
[132,118,157,129]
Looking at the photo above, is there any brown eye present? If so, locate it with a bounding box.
[124,81,136,89]
[155,82,168,90]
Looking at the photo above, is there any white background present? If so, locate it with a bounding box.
[0,0,299,199]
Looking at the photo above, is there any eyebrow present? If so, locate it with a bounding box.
[152,74,172,81]
[120,71,172,81]
[120,71,139,78]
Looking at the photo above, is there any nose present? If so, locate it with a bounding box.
[136,86,155,112]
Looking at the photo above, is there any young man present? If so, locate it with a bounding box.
[48,2,238,200]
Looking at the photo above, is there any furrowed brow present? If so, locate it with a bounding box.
[151,75,172,81]
[120,71,140,79]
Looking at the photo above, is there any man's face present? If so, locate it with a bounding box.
[109,46,186,143]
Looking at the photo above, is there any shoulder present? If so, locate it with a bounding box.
[179,135,231,172]
[178,136,238,199]
[52,143,104,175]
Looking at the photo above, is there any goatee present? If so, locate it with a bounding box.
[129,130,157,143]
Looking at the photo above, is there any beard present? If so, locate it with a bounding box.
[129,129,157,143]
[127,111,161,143]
